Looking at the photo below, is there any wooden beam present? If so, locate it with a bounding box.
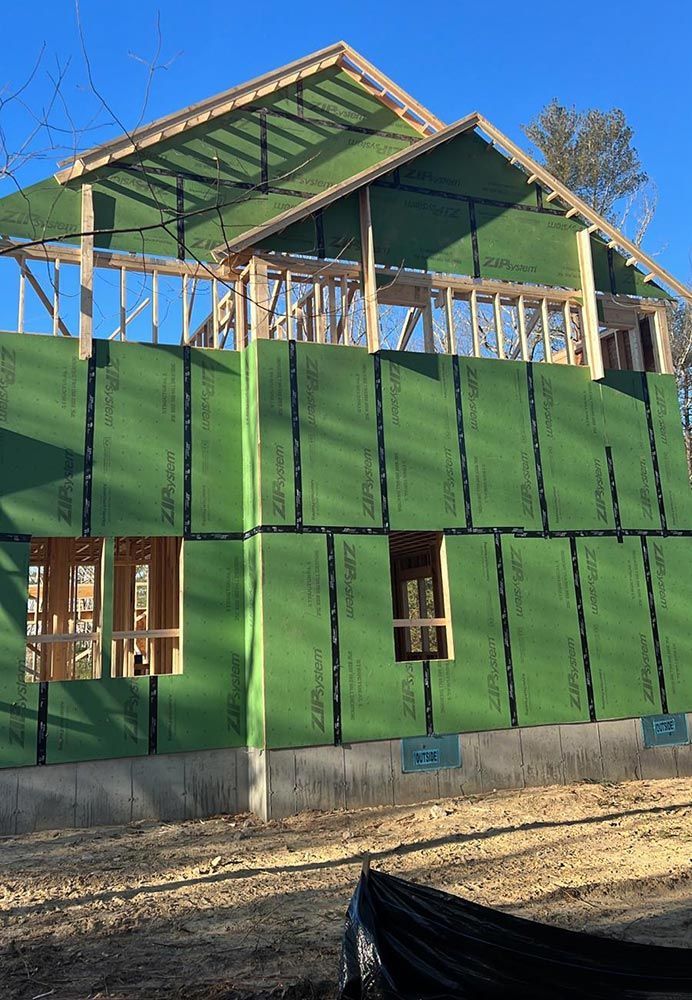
[470,289,480,356]
[493,292,505,359]
[79,184,94,360]
[517,295,528,361]
[422,298,434,352]
[397,307,421,351]
[563,301,576,366]
[249,256,271,339]
[576,229,604,380]
[444,287,456,354]
[541,297,552,363]
[359,187,380,353]
[652,306,674,375]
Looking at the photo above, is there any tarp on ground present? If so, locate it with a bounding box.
[337,868,692,1000]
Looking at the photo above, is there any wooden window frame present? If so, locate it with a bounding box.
[389,531,452,662]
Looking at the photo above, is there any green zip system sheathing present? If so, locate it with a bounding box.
[429,535,511,734]
[0,68,420,261]
[0,334,86,536]
[379,352,464,530]
[0,334,691,771]
[648,537,692,713]
[577,537,662,719]
[459,357,540,529]
[335,534,426,742]
[503,537,589,726]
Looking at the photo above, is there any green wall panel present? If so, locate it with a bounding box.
[600,371,658,530]
[92,340,184,535]
[430,535,511,734]
[459,357,540,529]
[298,343,381,528]
[646,373,692,529]
[380,352,464,530]
[533,363,613,530]
[336,535,425,742]
[648,537,692,713]
[503,537,588,726]
[241,344,261,533]
[261,533,333,748]
[371,187,474,275]
[577,538,661,719]
[244,533,265,749]
[191,349,243,534]
[0,333,86,536]
[476,209,582,289]
[157,540,245,753]
[0,542,37,767]
[255,341,294,528]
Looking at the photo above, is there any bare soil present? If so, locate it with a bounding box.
[0,777,690,999]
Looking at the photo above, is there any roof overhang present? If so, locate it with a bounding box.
[55,42,443,185]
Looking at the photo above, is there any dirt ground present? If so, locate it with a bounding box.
[0,777,690,999]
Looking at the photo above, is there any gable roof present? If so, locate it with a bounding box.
[215,112,691,303]
[55,42,443,184]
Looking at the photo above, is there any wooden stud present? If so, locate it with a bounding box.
[119,268,127,340]
[541,297,552,363]
[423,297,434,352]
[79,184,94,360]
[152,270,159,344]
[212,278,220,348]
[17,263,26,333]
[314,281,326,343]
[234,278,247,348]
[359,187,380,353]
[470,289,480,357]
[285,270,294,340]
[576,229,604,380]
[652,306,674,375]
[494,292,505,359]
[249,257,270,340]
[517,294,529,361]
[328,279,337,344]
[563,301,576,366]
[444,286,456,354]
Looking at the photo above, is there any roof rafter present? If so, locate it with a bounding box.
[55,42,443,185]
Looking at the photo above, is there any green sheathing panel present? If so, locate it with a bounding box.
[157,540,245,753]
[503,537,588,726]
[380,352,464,530]
[47,539,149,765]
[646,373,692,529]
[0,67,418,260]
[370,187,473,275]
[191,349,243,534]
[260,534,332,749]
[600,371,658,530]
[0,333,86,536]
[533,364,613,531]
[92,340,184,535]
[244,534,265,749]
[430,535,511,734]
[298,343,382,528]
[397,131,536,207]
[0,542,37,767]
[476,209,581,288]
[255,340,294,528]
[648,537,692,713]
[265,192,361,259]
[336,535,425,742]
[241,343,261,533]
[459,357,540,529]
[577,538,661,719]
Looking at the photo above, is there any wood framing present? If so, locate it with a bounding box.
[652,306,674,375]
[79,184,94,360]
[358,188,380,353]
[576,229,604,381]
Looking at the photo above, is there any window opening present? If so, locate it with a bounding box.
[389,532,451,661]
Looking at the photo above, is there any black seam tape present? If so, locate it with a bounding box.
[149,676,158,754]
[181,525,692,542]
[569,536,597,722]
[82,353,96,538]
[641,372,668,533]
[374,177,566,216]
[288,340,303,530]
[326,533,342,746]
[605,446,623,542]
[259,110,269,194]
[452,356,473,528]
[295,80,304,118]
[373,354,390,532]
[183,345,192,538]
[607,248,617,295]
[36,681,48,765]
[526,364,549,535]
[493,533,518,727]
[640,536,669,714]
[469,201,481,279]
[315,210,326,260]
[423,660,434,736]
[176,176,185,261]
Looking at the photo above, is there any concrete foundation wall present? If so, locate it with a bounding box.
[1,719,690,835]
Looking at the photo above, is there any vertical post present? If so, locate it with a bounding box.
[182,274,189,344]
[119,268,127,341]
[314,281,326,343]
[576,229,604,380]
[563,301,575,365]
[17,261,26,333]
[494,292,505,359]
[359,186,380,353]
[234,277,247,348]
[541,297,552,363]
[152,270,159,344]
[79,183,94,360]
[651,306,674,375]
[249,256,270,339]
[470,289,480,357]
[52,259,61,337]
[341,277,352,345]
[422,297,435,352]
[328,279,337,344]
[444,286,456,354]
[212,278,220,349]
[285,270,294,341]
[517,294,528,361]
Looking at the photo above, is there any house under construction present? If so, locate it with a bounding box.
[0,42,690,833]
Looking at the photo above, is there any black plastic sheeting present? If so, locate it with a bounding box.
[337,868,692,999]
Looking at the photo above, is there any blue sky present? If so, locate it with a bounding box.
[2,0,691,282]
